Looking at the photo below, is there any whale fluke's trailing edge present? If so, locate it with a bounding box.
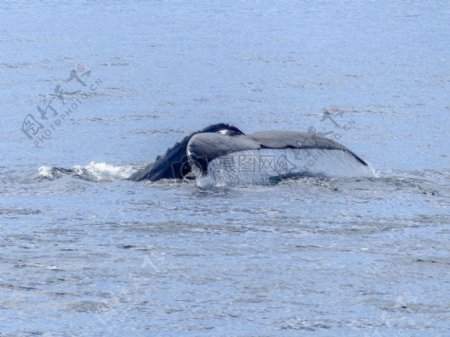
[128,123,373,182]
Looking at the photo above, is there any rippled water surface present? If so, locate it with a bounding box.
[1,1,449,336]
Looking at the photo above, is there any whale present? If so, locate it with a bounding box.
[128,123,374,183]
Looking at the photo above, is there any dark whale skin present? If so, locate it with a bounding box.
[128,124,243,181]
[129,123,368,181]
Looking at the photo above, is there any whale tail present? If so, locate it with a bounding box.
[129,123,373,183]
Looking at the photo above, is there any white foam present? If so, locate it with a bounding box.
[82,162,137,181]
[38,165,56,179]
[38,162,137,181]
[196,149,375,186]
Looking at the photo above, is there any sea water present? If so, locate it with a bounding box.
[1,1,449,336]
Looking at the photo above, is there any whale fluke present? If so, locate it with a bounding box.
[129,123,372,182]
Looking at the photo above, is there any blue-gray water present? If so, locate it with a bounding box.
[1,1,449,336]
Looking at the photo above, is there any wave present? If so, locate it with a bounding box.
[37,162,137,182]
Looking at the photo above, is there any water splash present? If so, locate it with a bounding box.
[38,162,137,181]
[196,149,376,186]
